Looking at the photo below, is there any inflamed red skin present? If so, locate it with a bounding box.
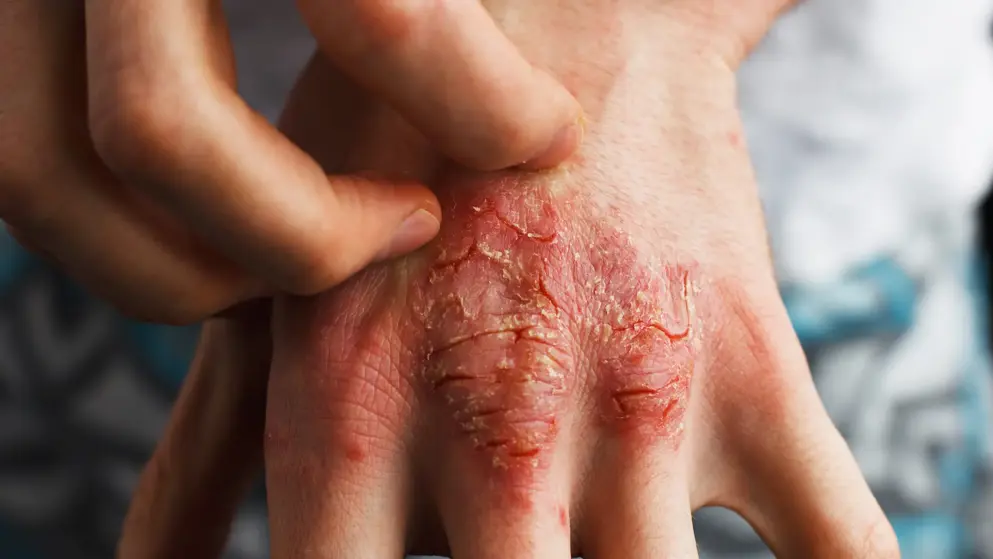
[267,161,710,554]
[259,2,903,552]
[418,174,696,466]
[118,2,901,559]
[265,131,896,559]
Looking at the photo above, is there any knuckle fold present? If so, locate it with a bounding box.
[89,92,186,181]
[412,178,704,468]
[415,185,578,471]
[267,301,412,464]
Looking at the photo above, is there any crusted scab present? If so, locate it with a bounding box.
[417,184,701,457]
[466,194,561,244]
[598,315,695,442]
[423,325,572,465]
[605,267,693,342]
[420,206,573,464]
[589,260,697,442]
[609,374,690,421]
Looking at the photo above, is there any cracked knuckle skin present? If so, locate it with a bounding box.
[413,181,575,471]
[411,172,701,474]
[271,173,706,482]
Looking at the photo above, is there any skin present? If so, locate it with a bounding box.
[0,0,580,324]
[120,0,902,558]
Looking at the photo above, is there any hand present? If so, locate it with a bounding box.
[118,1,900,557]
[0,0,580,324]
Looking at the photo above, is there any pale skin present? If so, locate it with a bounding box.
[113,1,904,558]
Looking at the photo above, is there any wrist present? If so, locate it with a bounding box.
[473,1,762,247]
[657,0,798,66]
[483,0,791,74]
[482,1,740,116]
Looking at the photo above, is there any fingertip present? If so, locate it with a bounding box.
[374,207,441,262]
[517,110,586,171]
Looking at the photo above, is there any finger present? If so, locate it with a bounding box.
[0,0,260,324]
[582,330,699,559]
[118,302,271,559]
[265,292,412,558]
[432,439,574,558]
[84,0,441,297]
[581,438,698,559]
[739,387,898,557]
[296,0,583,171]
[712,315,899,558]
[421,334,573,559]
[11,178,267,323]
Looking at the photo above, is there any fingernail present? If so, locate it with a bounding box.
[518,113,585,171]
[375,209,441,262]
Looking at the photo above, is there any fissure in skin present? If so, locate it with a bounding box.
[412,172,698,474]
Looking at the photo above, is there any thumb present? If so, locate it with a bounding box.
[332,177,442,265]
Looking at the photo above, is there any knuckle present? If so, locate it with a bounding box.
[422,326,571,466]
[88,92,185,181]
[266,293,411,466]
[411,177,703,474]
[710,279,802,409]
[593,266,696,443]
[415,199,574,473]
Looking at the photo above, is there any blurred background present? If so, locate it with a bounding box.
[1,1,991,558]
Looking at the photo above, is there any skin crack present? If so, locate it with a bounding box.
[417,184,698,469]
[470,202,559,243]
[426,326,536,359]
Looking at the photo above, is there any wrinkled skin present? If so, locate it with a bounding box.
[120,2,901,558]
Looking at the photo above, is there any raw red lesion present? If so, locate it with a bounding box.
[412,181,576,472]
[597,302,695,444]
[411,176,699,467]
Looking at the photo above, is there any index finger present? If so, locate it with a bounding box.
[83,0,442,299]
[296,0,584,171]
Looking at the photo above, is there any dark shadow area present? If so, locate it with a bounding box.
[980,183,993,353]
